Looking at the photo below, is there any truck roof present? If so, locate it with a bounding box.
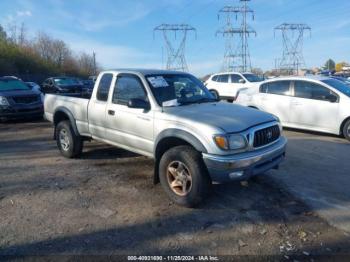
[104,69,189,76]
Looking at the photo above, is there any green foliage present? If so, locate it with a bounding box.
[324,59,336,71]
[0,24,96,79]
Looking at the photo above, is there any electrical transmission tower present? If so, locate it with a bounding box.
[216,0,256,72]
[274,23,311,75]
[154,24,196,72]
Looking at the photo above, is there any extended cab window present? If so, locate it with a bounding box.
[294,81,337,101]
[96,74,113,101]
[260,81,291,96]
[113,74,147,105]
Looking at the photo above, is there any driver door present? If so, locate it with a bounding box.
[290,80,339,131]
[105,73,154,155]
[230,74,246,97]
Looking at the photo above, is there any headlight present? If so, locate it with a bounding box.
[0,96,9,106]
[214,134,247,150]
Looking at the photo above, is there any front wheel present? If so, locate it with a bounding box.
[159,145,211,207]
[56,120,83,158]
[343,119,350,142]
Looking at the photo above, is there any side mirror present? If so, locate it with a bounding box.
[127,98,150,110]
[327,94,338,103]
[239,79,246,84]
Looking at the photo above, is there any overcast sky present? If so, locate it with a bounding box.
[1,0,350,76]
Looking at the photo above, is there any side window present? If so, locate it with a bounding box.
[294,81,336,101]
[96,73,113,101]
[231,74,243,83]
[212,75,218,82]
[260,83,268,93]
[218,74,229,83]
[113,74,147,105]
[264,81,291,96]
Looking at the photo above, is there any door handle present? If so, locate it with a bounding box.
[108,110,115,116]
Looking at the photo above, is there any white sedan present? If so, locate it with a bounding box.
[235,76,350,141]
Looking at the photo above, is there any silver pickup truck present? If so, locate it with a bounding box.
[45,69,287,207]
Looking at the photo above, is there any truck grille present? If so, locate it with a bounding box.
[12,95,39,104]
[253,125,280,148]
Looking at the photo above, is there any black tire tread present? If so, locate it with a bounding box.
[56,120,83,158]
[159,145,211,207]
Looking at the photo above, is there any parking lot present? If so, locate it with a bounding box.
[0,120,350,258]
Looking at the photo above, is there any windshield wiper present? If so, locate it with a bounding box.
[177,98,216,106]
[195,97,217,104]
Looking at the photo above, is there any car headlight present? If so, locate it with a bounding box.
[214,134,247,150]
[0,96,9,106]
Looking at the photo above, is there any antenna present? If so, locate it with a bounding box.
[274,23,311,75]
[154,24,196,72]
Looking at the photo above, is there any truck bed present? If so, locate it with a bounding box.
[44,94,90,136]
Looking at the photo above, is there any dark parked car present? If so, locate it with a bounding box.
[0,77,43,121]
[81,79,94,97]
[41,77,83,94]
[330,76,350,86]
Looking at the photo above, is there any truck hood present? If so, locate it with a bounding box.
[163,102,276,133]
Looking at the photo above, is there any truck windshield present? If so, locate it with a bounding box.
[322,79,350,98]
[0,79,30,91]
[242,73,264,83]
[54,78,79,86]
[146,74,216,107]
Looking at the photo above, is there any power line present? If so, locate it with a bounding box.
[154,24,196,72]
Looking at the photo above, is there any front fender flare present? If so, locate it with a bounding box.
[53,107,79,138]
[154,129,208,156]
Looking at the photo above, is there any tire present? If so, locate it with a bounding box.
[209,90,219,100]
[343,119,350,142]
[159,145,211,207]
[55,120,83,158]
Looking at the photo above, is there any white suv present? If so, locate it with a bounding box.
[204,72,264,101]
[235,76,350,141]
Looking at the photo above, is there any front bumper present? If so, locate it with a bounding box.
[0,105,44,120]
[203,137,287,183]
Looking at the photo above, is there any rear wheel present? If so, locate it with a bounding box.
[343,119,350,142]
[159,145,211,207]
[56,121,83,158]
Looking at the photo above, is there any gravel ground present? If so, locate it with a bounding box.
[0,120,349,259]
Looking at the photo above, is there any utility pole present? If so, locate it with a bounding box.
[154,24,196,72]
[92,51,97,76]
[216,0,256,72]
[274,23,311,75]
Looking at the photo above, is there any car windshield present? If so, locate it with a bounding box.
[0,79,30,91]
[242,73,264,83]
[322,79,350,98]
[146,74,216,107]
[332,77,350,86]
[54,78,79,86]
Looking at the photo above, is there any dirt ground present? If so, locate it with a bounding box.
[0,120,349,259]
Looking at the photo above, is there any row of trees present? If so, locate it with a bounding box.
[0,23,98,81]
[323,59,349,72]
